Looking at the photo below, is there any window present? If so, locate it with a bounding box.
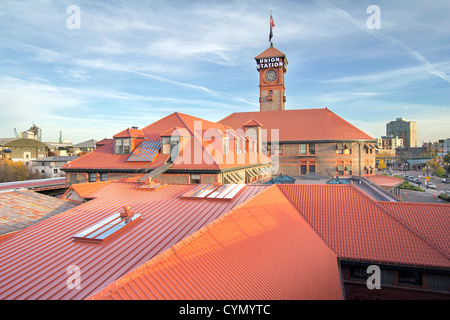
[73,208,142,244]
[350,266,371,280]
[309,144,315,155]
[115,138,131,154]
[223,138,229,154]
[300,165,307,175]
[191,174,201,184]
[309,165,316,175]
[162,137,170,145]
[300,144,307,155]
[123,138,130,154]
[398,270,422,286]
[100,173,108,181]
[274,144,283,155]
[89,173,97,183]
[268,90,273,101]
[53,169,58,174]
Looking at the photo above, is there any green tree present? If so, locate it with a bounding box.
[436,165,445,177]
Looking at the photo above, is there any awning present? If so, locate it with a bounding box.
[336,143,344,150]
[337,165,344,171]
[345,165,353,171]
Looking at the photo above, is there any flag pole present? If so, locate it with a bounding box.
[269,10,275,47]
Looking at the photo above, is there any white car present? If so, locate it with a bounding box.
[428,183,437,189]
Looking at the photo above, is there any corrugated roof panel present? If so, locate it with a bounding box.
[0,181,269,300]
[89,186,343,300]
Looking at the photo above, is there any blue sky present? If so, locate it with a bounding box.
[0,0,449,144]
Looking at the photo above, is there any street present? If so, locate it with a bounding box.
[388,169,450,204]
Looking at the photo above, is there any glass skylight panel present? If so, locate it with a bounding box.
[73,211,142,243]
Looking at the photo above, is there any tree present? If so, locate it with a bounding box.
[436,165,445,177]
[378,160,386,171]
[0,159,29,182]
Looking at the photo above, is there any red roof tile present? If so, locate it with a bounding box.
[89,186,343,300]
[219,108,375,141]
[378,202,450,255]
[278,184,450,269]
[0,181,268,300]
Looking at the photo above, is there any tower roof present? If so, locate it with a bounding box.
[255,46,286,60]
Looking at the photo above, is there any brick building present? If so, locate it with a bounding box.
[219,45,377,178]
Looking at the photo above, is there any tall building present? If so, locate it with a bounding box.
[386,117,417,148]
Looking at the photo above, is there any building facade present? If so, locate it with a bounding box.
[219,45,377,178]
[386,117,417,148]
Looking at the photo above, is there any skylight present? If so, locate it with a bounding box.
[180,184,246,201]
[73,206,141,243]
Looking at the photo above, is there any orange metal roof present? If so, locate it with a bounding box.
[0,181,268,300]
[278,184,450,269]
[113,128,146,139]
[63,112,268,172]
[219,108,375,141]
[89,186,343,300]
[367,175,404,190]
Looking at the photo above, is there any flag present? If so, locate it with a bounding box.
[269,13,275,42]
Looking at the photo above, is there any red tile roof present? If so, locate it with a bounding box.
[89,186,343,300]
[378,202,450,255]
[0,181,268,300]
[219,108,375,141]
[278,184,450,269]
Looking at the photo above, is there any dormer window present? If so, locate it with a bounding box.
[115,138,131,155]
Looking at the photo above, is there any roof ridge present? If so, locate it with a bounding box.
[350,184,450,260]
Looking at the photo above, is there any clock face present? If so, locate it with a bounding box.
[265,70,277,82]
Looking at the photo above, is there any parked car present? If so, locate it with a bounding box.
[442,178,449,183]
[413,178,420,183]
[428,183,437,189]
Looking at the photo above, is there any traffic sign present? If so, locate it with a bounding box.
[426,176,430,181]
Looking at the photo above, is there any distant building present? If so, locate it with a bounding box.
[386,117,417,148]
[32,156,79,179]
[74,139,98,155]
[0,138,48,166]
[377,135,403,150]
[444,138,450,155]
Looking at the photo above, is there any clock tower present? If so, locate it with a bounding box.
[255,44,288,112]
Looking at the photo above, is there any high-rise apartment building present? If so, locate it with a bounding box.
[386,118,417,148]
